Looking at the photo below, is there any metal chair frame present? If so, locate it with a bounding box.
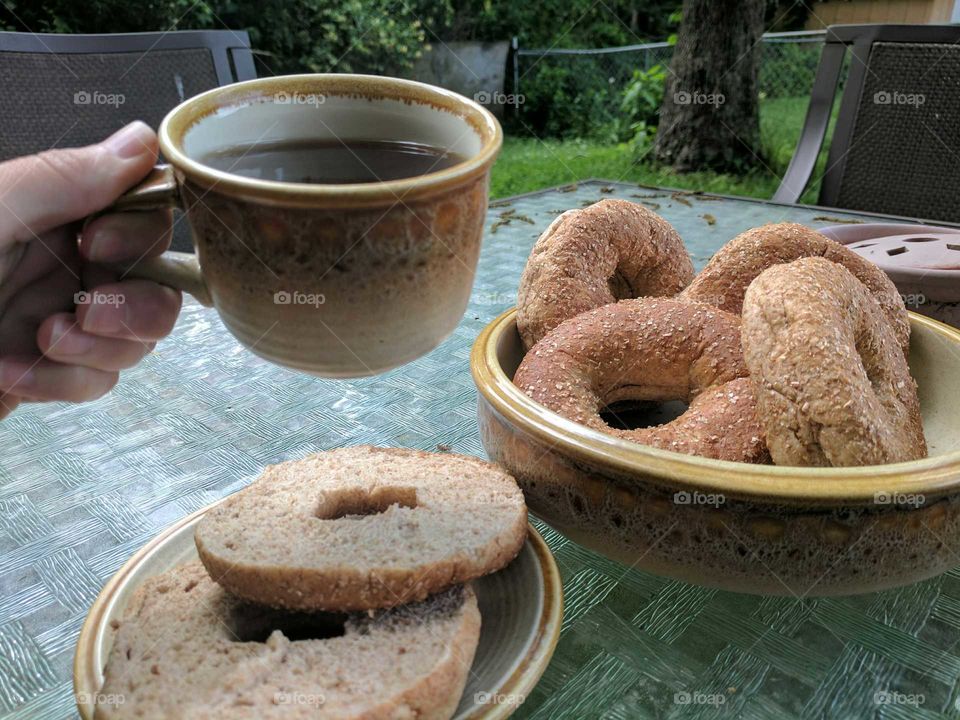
[773,23,960,207]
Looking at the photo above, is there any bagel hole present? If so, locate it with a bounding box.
[227,604,347,643]
[600,399,688,430]
[607,270,635,300]
[315,486,418,520]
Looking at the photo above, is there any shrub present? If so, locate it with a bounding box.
[497,1,678,139]
[446,0,677,47]
[618,64,666,152]
[0,0,451,75]
[509,60,625,140]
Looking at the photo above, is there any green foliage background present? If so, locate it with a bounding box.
[0,0,452,75]
[446,0,678,46]
[1,0,814,179]
[0,0,683,139]
[0,0,678,75]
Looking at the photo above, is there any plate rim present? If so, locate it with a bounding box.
[73,499,563,720]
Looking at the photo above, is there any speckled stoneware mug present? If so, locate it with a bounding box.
[114,74,501,377]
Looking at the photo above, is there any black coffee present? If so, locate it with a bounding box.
[199,139,465,184]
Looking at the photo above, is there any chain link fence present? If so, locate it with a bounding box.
[510,30,827,139]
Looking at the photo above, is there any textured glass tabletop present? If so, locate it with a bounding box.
[2,180,958,720]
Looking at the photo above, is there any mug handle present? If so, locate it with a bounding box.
[98,165,214,307]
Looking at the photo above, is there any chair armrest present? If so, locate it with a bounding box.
[772,41,846,204]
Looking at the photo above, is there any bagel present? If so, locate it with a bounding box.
[96,562,480,719]
[741,257,926,466]
[516,199,694,349]
[680,223,910,354]
[513,297,769,462]
[196,446,527,611]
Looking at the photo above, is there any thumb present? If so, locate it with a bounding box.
[0,121,159,244]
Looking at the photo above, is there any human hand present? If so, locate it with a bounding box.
[0,121,182,419]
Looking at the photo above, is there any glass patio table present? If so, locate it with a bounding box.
[2,179,958,720]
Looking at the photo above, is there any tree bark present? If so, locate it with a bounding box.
[653,0,766,173]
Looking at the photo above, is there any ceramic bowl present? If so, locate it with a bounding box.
[74,500,562,719]
[471,308,960,596]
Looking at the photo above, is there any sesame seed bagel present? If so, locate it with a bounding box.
[195,446,526,611]
[516,199,694,350]
[680,223,910,354]
[513,297,769,462]
[742,257,926,466]
[96,562,480,720]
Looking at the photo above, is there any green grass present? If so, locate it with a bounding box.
[760,95,810,176]
[490,137,783,199]
[490,96,818,201]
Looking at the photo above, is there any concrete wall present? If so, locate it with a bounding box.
[405,41,510,116]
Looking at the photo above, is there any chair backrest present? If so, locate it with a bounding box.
[0,30,257,251]
[0,31,256,161]
[773,24,960,223]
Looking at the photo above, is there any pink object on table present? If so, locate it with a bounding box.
[818,223,960,328]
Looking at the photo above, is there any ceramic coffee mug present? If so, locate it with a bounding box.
[113,74,501,377]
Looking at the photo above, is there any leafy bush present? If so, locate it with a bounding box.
[617,64,666,152]
[446,0,678,47]
[0,0,451,75]
[510,61,625,140]
[497,1,678,140]
[1,0,685,140]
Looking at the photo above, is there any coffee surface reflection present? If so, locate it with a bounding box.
[199,139,466,185]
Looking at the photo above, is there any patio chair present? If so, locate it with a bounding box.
[773,24,960,223]
[0,30,257,251]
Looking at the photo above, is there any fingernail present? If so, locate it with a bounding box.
[103,121,154,159]
[85,225,121,263]
[50,317,94,356]
[0,360,34,390]
[81,296,125,334]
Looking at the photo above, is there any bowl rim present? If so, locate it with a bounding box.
[470,307,960,503]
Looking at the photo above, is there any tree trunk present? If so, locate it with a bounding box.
[653,0,766,173]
